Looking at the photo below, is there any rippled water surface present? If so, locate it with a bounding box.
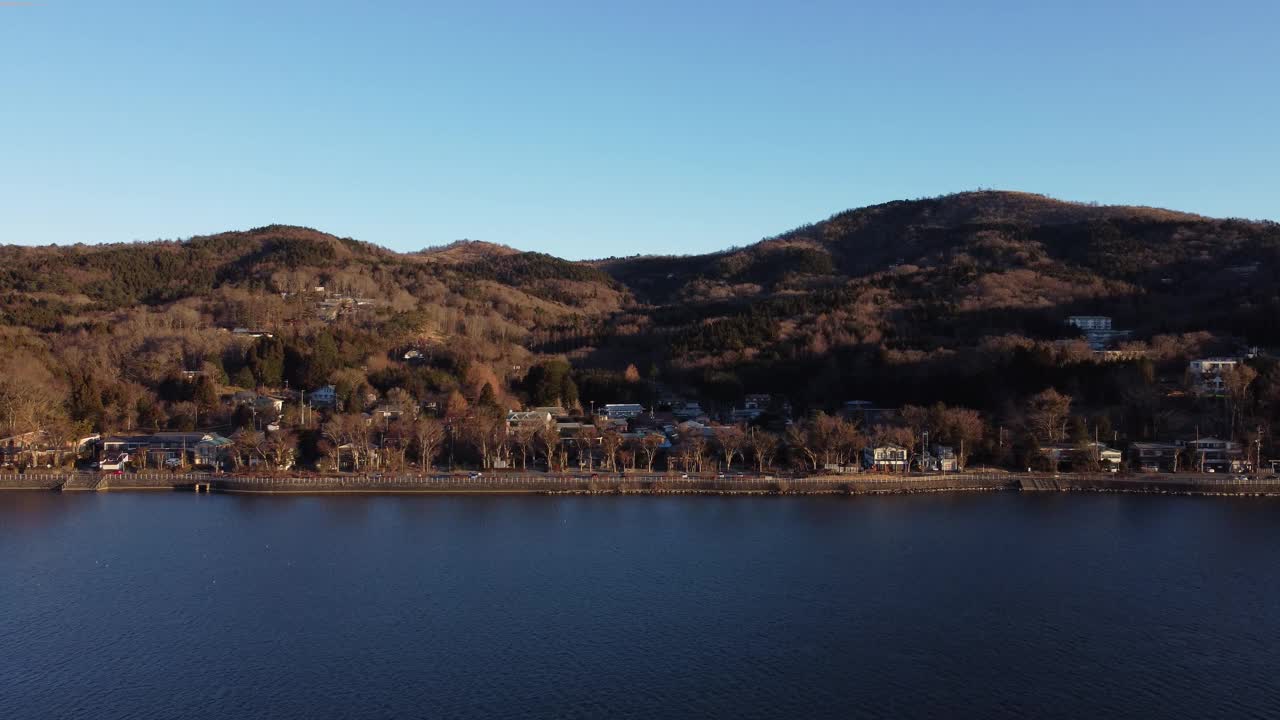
[3,492,1280,719]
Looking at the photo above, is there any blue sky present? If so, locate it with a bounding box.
[1,0,1277,258]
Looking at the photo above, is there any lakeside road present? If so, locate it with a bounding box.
[3,471,1280,497]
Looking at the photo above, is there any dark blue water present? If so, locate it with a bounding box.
[3,492,1279,719]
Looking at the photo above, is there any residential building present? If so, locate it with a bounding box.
[1185,437,1249,473]
[1188,358,1241,396]
[920,444,959,472]
[600,403,646,420]
[1066,316,1131,351]
[100,432,233,469]
[1040,443,1123,470]
[255,394,286,414]
[673,403,706,420]
[1130,442,1182,472]
[730,394,773,423]
[0,430,77,467]
[863,444,908,472]
[1067,316,1112,331]
[231,327,273,339]
[507,410,554,432]
[370,404,412,422]
[309,385,337,408]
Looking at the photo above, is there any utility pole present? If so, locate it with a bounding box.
[1257,424,1263,474]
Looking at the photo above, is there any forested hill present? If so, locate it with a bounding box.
[582,191,1280,412]
[1,191,1278,446]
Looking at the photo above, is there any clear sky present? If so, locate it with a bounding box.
[1,1,1277,259]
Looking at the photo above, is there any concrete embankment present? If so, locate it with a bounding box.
[1018,474,1280,495]
[0,472,200,492]
[0,474,65,491]
[210,472,1018,495]
[2,471,1277,497]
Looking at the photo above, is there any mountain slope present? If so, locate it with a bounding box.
[1,191,1277,435]
[581,191,1280,406]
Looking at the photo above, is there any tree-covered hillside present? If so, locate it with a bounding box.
[2,191,1279,471]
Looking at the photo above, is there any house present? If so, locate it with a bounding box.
[1188,358,1241,396]
[1067,316,1112,332]
[231,390,258,405]
[309,385,337,408]
[676,420,711,438]
[100,432,233,469]
[1130,442,1182,472]
[600,403,645,420]
[229,392,285,415]
[0,430,75,467]
[255,394,286,414]
[731,394,772,423]
[1066,316,1131,351]
[555,421,590,436]
[1185,437,1249,473]
[920,445,959,472]
[370,404,413,422]
[231,326,273,338]
[1041,443,1123,470]
[507,410,554,432]
[530,406,569,419]
[1065,315,1131,347]
[863,444,908,472]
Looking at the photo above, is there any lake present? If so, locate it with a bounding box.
[2,492,1279,719]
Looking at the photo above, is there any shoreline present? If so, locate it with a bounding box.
[3,471,1280,498]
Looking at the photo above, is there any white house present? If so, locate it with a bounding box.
[507,410,554,432]
[601,403,645,420]
[863,444,908,472]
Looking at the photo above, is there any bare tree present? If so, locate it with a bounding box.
[1027,388,1072,443]
[638,433,665,472]
[600,429,625,472]
[509,424,538,470]
[786,423,819,472]
[412,417,446,472]
[713,425,746,471]
[573,426,597,470]
[681,434,708,473]
[463,408,507,469]
[536,424,563,471]
[265,429,297,471]
[746,427,779,473]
